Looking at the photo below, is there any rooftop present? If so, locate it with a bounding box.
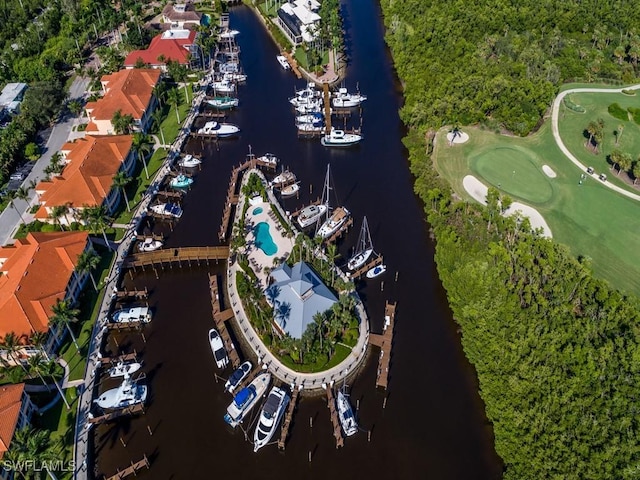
[161,3,202,23]
[124,30,197,67]
[0,83,27,108]
[0,383,25,459]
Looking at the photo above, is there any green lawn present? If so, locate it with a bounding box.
[276,343,352,373]
[433,121,640,296]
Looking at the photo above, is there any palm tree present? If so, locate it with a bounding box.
[27,353,51,392]
[325,243,339,285]
[112,109,135,134]
[167,87,181,123]
[75,249,101,291]
[132,132,153,179]
[586,121,599,150]
[6,190,26,224]
[80,204,111,247]
[112,171,132,211]
[28,331,50,361]
[50,299,81,352]
[1,332,28,373]
[5,426,64,476]
[49,204,69,230]
[151,109,166,146]
[618,152,633,175]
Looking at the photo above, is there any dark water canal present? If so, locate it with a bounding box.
[94,2,502,479]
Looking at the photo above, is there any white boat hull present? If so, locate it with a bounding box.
[253,387,290,452]
[197,121,240,137]
[108,362,142,378]
[178,154,202,168]
[337,390,358,436]
[224,373,271,428]
[276,55,290,70]
[95,381,147,410]
[149,202,183,218]
[317,207,350,239]
[297,204,328,228]
[321,130,362,147]
[209,328,229,369]
[347,248,373,271]
[138,239,163,252]
[280,183,300,197]
[224,361,253,393]
[366,264,387,279]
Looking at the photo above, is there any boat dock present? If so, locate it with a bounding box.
[277,385,299,450]
[99,352,138,366]
[200,108,229,118]
[123,247,229,274]
[88,403,146,425]
[290,198,322,218]
[103,455,150,480]
[111,288,148,300]
[324,209,353,244]
[105,321,146,332]
[281,51,302,78]
[349,255,384,280]
[325,386,344,448]
[209,274,241,368]
[155,189,185,200]
[323,83,332,134]
[368,301,397,390]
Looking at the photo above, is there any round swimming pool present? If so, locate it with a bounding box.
[253,207,264,215]
[253,222,277,256]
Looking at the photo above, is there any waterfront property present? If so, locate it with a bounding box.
[0,383,36,479]
[161,2,203,28]
[124,29,199,70]
[266,262,338,339]
[275,0,321,46]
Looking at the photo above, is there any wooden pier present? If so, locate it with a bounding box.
[89,403,145,425]
[103,455,150,480]
[112,288,148,300]
[323,83,332,134]
[282,51,302,78]
[201,108,229,118]
[368,301,397,390]
[209,274,241,368]
[325,386,344,448]
[349,255,384,280]
[123,246,229,270]
[324,209,353,244]
[99,352,138,366]
[105,321,146,332]
[277,386,299,450]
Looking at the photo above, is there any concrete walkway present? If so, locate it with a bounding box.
[226,169,369,390]
[551,83,640,201]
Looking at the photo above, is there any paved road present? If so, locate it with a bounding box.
[551,83,640,201]
[0,76,90,246]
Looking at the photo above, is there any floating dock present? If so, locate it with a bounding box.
[209,274,241,368]
[103,455,150,480]
[278,385,300,450]
[368,301,397,390]
[325,386,344,448]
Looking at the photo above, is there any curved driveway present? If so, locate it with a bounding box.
[551,83,640,201]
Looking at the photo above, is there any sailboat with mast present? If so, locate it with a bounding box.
[297,167,330,229]
[347,216,374,271]
[316,164,351,239]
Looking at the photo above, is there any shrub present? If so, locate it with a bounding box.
[563,97,585,113]
[608,102,629,121]
[621,89,636,96]
[627,107,640,125]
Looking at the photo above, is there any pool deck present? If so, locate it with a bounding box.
[243,200,294,288]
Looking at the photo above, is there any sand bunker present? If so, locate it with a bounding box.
[447,131,469,144]
[542,165,557,178]
[462,175,553,238]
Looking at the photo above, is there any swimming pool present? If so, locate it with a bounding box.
[253,207,263,215]
[254,222,277,256]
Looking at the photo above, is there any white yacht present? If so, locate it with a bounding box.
[347,216,374,271]
[272,169,296,186]
[317,207,351,239]
[223,72,247,83]
[211,80,235,94]
[224,361,252,393]
[138,237,163,252]
[336,390,358,436]
[289,83,319,106]
[197,121,240,137]
[149,202,183,219]
[332,87,367,108]
[206,96,239,110]
[297,204,328,228]
[219,29,240,39]
[209,328,229,369]
[297,123,324,133]
[296,113,324,125]
[108,361,142,378]
[95,376,147,410]
[178,154,202,168]
[321,128,362,147]
[111,306,151,324]
[256,153,278,167]
[218,62,239,74]
[276,55,290,70]
[253,386,290,452]
[295,100,323,114]
[224,372,271,428]
[280,183,300,198]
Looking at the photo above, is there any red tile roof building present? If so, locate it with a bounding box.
[0,384,35,463]
[85,69,161,135]
[34,135,134,224]
[0,232,89,350]
[124,29,197,69]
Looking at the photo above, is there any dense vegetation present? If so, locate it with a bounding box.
[381,0,640,135]
[379,0,640,477]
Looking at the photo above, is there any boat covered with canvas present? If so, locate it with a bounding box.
[253,386,290,452]
[95,376,147,410]
[197,121,240,137]
[206,96,239,110]
[170,174,193,189]
[347,216,374,271]
[224,372,271,428]
[366,264,386,279]
[336,390,358,436]
[297,204,328,228]
[321,128,362,147]
[224,361,252,393]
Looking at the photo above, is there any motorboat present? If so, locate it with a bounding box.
[297,123,324,133]
[178,154,202,168]
[297,203,328,228]
[149,202,183,219]
[111,306,151,324]
[296,112,324,125]
[211,80,235,94]
[218,62,239,74]
[295,101,323,114]
[272,169,296,186]
[347,216,374,271]
[224,361,252,393]
[321,128,362,147]
[277,55,290,70]
[206,96,239,110]
[219,29,240,39]
[170,174,193,189]
[138,237,163,252]
[253,386,290,452]
[256,153,278,167]
[336,390,358,436]
[280,182,300,198]
[197,121,240,137]
[95,376,147,410]
[224,372,271,428]
[317,207,351,239]
[332,87,367,108]
[209,328,229,369]
[223,72,247,83]
[108,361,142,378]
[366,264,387,279]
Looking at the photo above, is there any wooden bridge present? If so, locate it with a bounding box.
[123,247,229,277]
[368,301,397,390]
[103,455,150,480]
[278,385,300,450]
[89,403,145,425]
[209,274,241,368]
[325,386,344,448]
